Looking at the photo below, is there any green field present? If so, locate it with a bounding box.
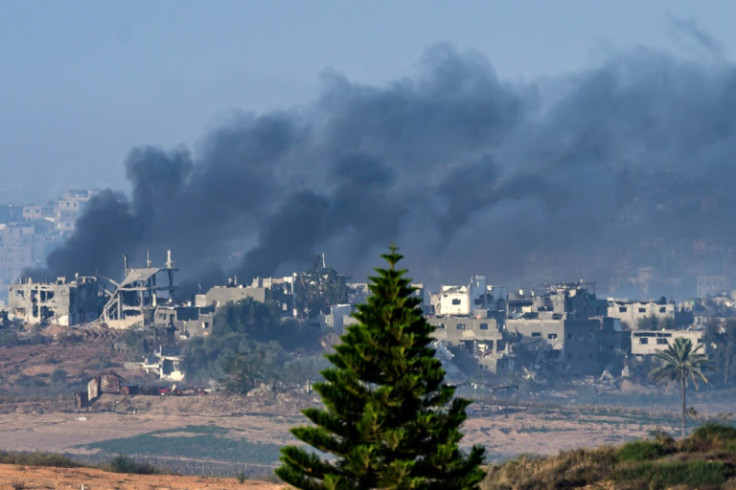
[78,424,283,467]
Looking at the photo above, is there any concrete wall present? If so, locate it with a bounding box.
[607,300,675,329]
[204,286,268,307]
[320,304,353,335]
[428,316,501,343]
[434,286,471,316]
[506,318,566,349]
[631,329,704,356]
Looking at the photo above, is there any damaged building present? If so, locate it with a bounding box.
[432,275,505,319]
[101,251,178,329]
[141,347,185,381]
[8,275,101,326]
[427,316,509,372]
[504,282,628,376]
[606,298,676,329]
[630,329,704,356]
[427,276,511,373]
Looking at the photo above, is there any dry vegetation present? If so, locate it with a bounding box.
[482,424,736,489]
[0,462,285,489]
[0,324,148,397]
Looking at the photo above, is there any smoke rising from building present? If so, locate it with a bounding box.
[42,42,736,298]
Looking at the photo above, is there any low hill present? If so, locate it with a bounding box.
[481,423,736,490]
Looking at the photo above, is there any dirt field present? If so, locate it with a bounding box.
[0,391,688,467]
[0,463,285,489]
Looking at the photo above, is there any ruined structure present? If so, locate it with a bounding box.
[428,316,508,372]
[319,303,355,335]
[78,371,135,407]
[142,347,185,381]
[201,283,268,307]
[606,298,675,329]
[8,275,101,326]
[432,276,505,317]
[504,283,628,375]
[101,250,178,329]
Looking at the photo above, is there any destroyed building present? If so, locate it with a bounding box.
[606,298,676,329]
[427,316,508,372]
[199,283,269,307]
[426,276,511,373]
[319,303,355,335]
[505,282,628,375]
[101,251,178,329]
[507,317,628,375]
[141,347,185,381]
[432,276,505,319]
[8,275,101,326]
[508,282,607,320]
[177,310,215,338]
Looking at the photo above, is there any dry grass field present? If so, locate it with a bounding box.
[0,464,285,489]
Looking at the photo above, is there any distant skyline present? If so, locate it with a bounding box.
[2,1,736,202]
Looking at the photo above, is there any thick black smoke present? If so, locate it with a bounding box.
[43,42,736,298]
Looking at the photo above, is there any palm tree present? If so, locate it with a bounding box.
[650,337,711,438]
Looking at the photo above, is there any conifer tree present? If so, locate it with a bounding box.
[276,246,485,489]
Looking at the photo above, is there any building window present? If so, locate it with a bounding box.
[452,299,461,305]
[531,332,541,338]
[548,333,557,340]
[437,323,445,329]
[456,323,465,330]
[639,338,649,345]
[619,306,627,313]
[567,333,572,340]
[659,307,666,313]
[656,338,668,345]
[638,307,646,313]
[479,323,488,330]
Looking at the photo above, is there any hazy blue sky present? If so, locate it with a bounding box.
[1,1,734,202]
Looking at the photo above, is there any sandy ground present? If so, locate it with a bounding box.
[0,389,720,487]
[0,394,675,489]
[0,463,286,489]
[0,392,684,461]
[0,394,311,456]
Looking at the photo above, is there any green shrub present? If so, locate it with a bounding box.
[651,461,732,488]
[616,460,735,488]
[618,440,671,462]
[691,423,736,443]
[0,451,80,468]
[108,455,160,475]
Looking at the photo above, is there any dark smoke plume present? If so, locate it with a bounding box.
[43,42,736,298]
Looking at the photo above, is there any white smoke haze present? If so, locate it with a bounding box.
[39,42,736,299]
